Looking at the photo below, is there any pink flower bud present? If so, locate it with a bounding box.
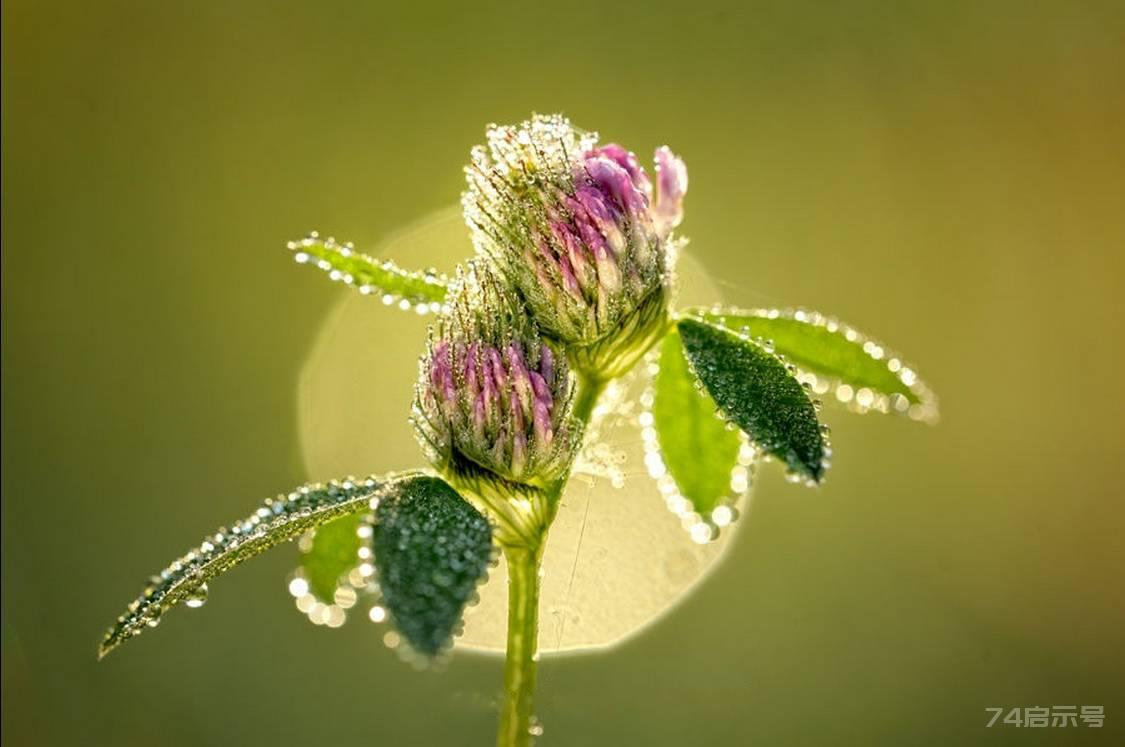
[654,146,688,238]
[588,144,652,198]
[413,261,577,486]
[462,114,688,353]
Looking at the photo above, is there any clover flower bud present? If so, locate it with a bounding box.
[462,114,688,372]
[412,261,577,487]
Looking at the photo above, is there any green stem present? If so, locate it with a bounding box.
[496,373,605,747]
[497,542,544,747]
[570,371,607,427]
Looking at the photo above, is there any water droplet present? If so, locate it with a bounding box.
[711,505,735,527]
[184,582,209,609]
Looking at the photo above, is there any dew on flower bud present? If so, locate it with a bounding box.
[413,261,577,487]
[462,114,686,358]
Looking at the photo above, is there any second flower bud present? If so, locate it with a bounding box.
[413,261,578,489]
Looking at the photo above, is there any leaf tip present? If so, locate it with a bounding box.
[97,636,116,661]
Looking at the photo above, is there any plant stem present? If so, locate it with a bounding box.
[496,372,605,747]
[497,542,544,747]
[570,371,607,427]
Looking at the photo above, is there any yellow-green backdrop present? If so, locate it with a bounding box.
[3,1,1122,744]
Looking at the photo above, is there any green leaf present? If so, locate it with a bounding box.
[289,232,448,307]
[651,330,742,514]
[99,473,420,659]
[372,474,493,656]
[299,513,364,602]
[678,318,828,483]
[693,307,938,422]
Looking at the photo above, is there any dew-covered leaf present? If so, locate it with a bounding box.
[289,233,448,308]
[300,513,364,601]
[693,307,938,421]
[372,474,493,656]
[99,473,419,659]
[678,318,828,483]
[651,330,742,514]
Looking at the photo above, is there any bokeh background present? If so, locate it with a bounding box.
[3,1,1123,744]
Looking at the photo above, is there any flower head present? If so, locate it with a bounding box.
[462,114,688,356]
[412,261,576,487]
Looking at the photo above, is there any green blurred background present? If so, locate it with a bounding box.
[3,1,1123,744]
